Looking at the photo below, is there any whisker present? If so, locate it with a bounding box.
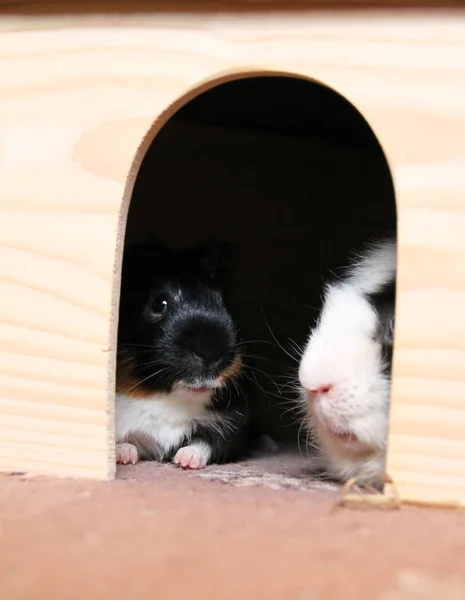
[296,415,312,459]
[287,338,304,360]
[241,371,286,402]
[128,359,167,369]
[239,352,272,363]
[242,363,281,391]
[240,370,268,396]
[120,343,157,349]
[123,367,170,393]
[259,306,298,364]
[236,339,279,348]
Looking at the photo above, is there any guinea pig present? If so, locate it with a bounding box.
[115,238,248,470]
[298,238,397,485]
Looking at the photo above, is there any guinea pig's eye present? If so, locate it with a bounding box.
[150,296,168,322]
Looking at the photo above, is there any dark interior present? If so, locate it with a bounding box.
[124,75,396,446]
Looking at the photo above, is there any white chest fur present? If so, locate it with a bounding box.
[115,389,212,460]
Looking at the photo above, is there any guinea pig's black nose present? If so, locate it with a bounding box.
[191,350,223,370]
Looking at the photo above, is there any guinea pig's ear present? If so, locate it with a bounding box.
[198,239,236,277]
[384,315,395,346]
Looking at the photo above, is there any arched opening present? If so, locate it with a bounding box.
[116,73,396,487]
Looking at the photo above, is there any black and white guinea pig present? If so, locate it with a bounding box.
[298,238,397,485]
[115,238,248,470]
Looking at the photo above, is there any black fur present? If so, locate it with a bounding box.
[119,239,238,391]
[117,238,249,464]
[154,408,249,464]
[366,278,396,371]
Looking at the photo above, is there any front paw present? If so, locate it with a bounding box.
[116,443,138,465]
[173,442,211,470]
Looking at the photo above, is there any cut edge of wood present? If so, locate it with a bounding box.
[110,65,386,479]
[339,473,465,511]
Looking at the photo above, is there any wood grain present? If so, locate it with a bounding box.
[0,6,464,501]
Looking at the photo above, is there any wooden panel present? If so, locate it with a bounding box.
[0,8,464,498]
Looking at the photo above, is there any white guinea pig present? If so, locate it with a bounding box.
[298,238,397,484]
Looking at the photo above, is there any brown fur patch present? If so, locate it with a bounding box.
[116,350,153,399]
[219,354,243,383]
[116,350,243,398]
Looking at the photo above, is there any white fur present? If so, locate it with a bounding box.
[345,237,397,295]
[115,388,213,463]
[298,239,396,483]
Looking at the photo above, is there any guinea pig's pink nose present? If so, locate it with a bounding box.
[307,384,333,397]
